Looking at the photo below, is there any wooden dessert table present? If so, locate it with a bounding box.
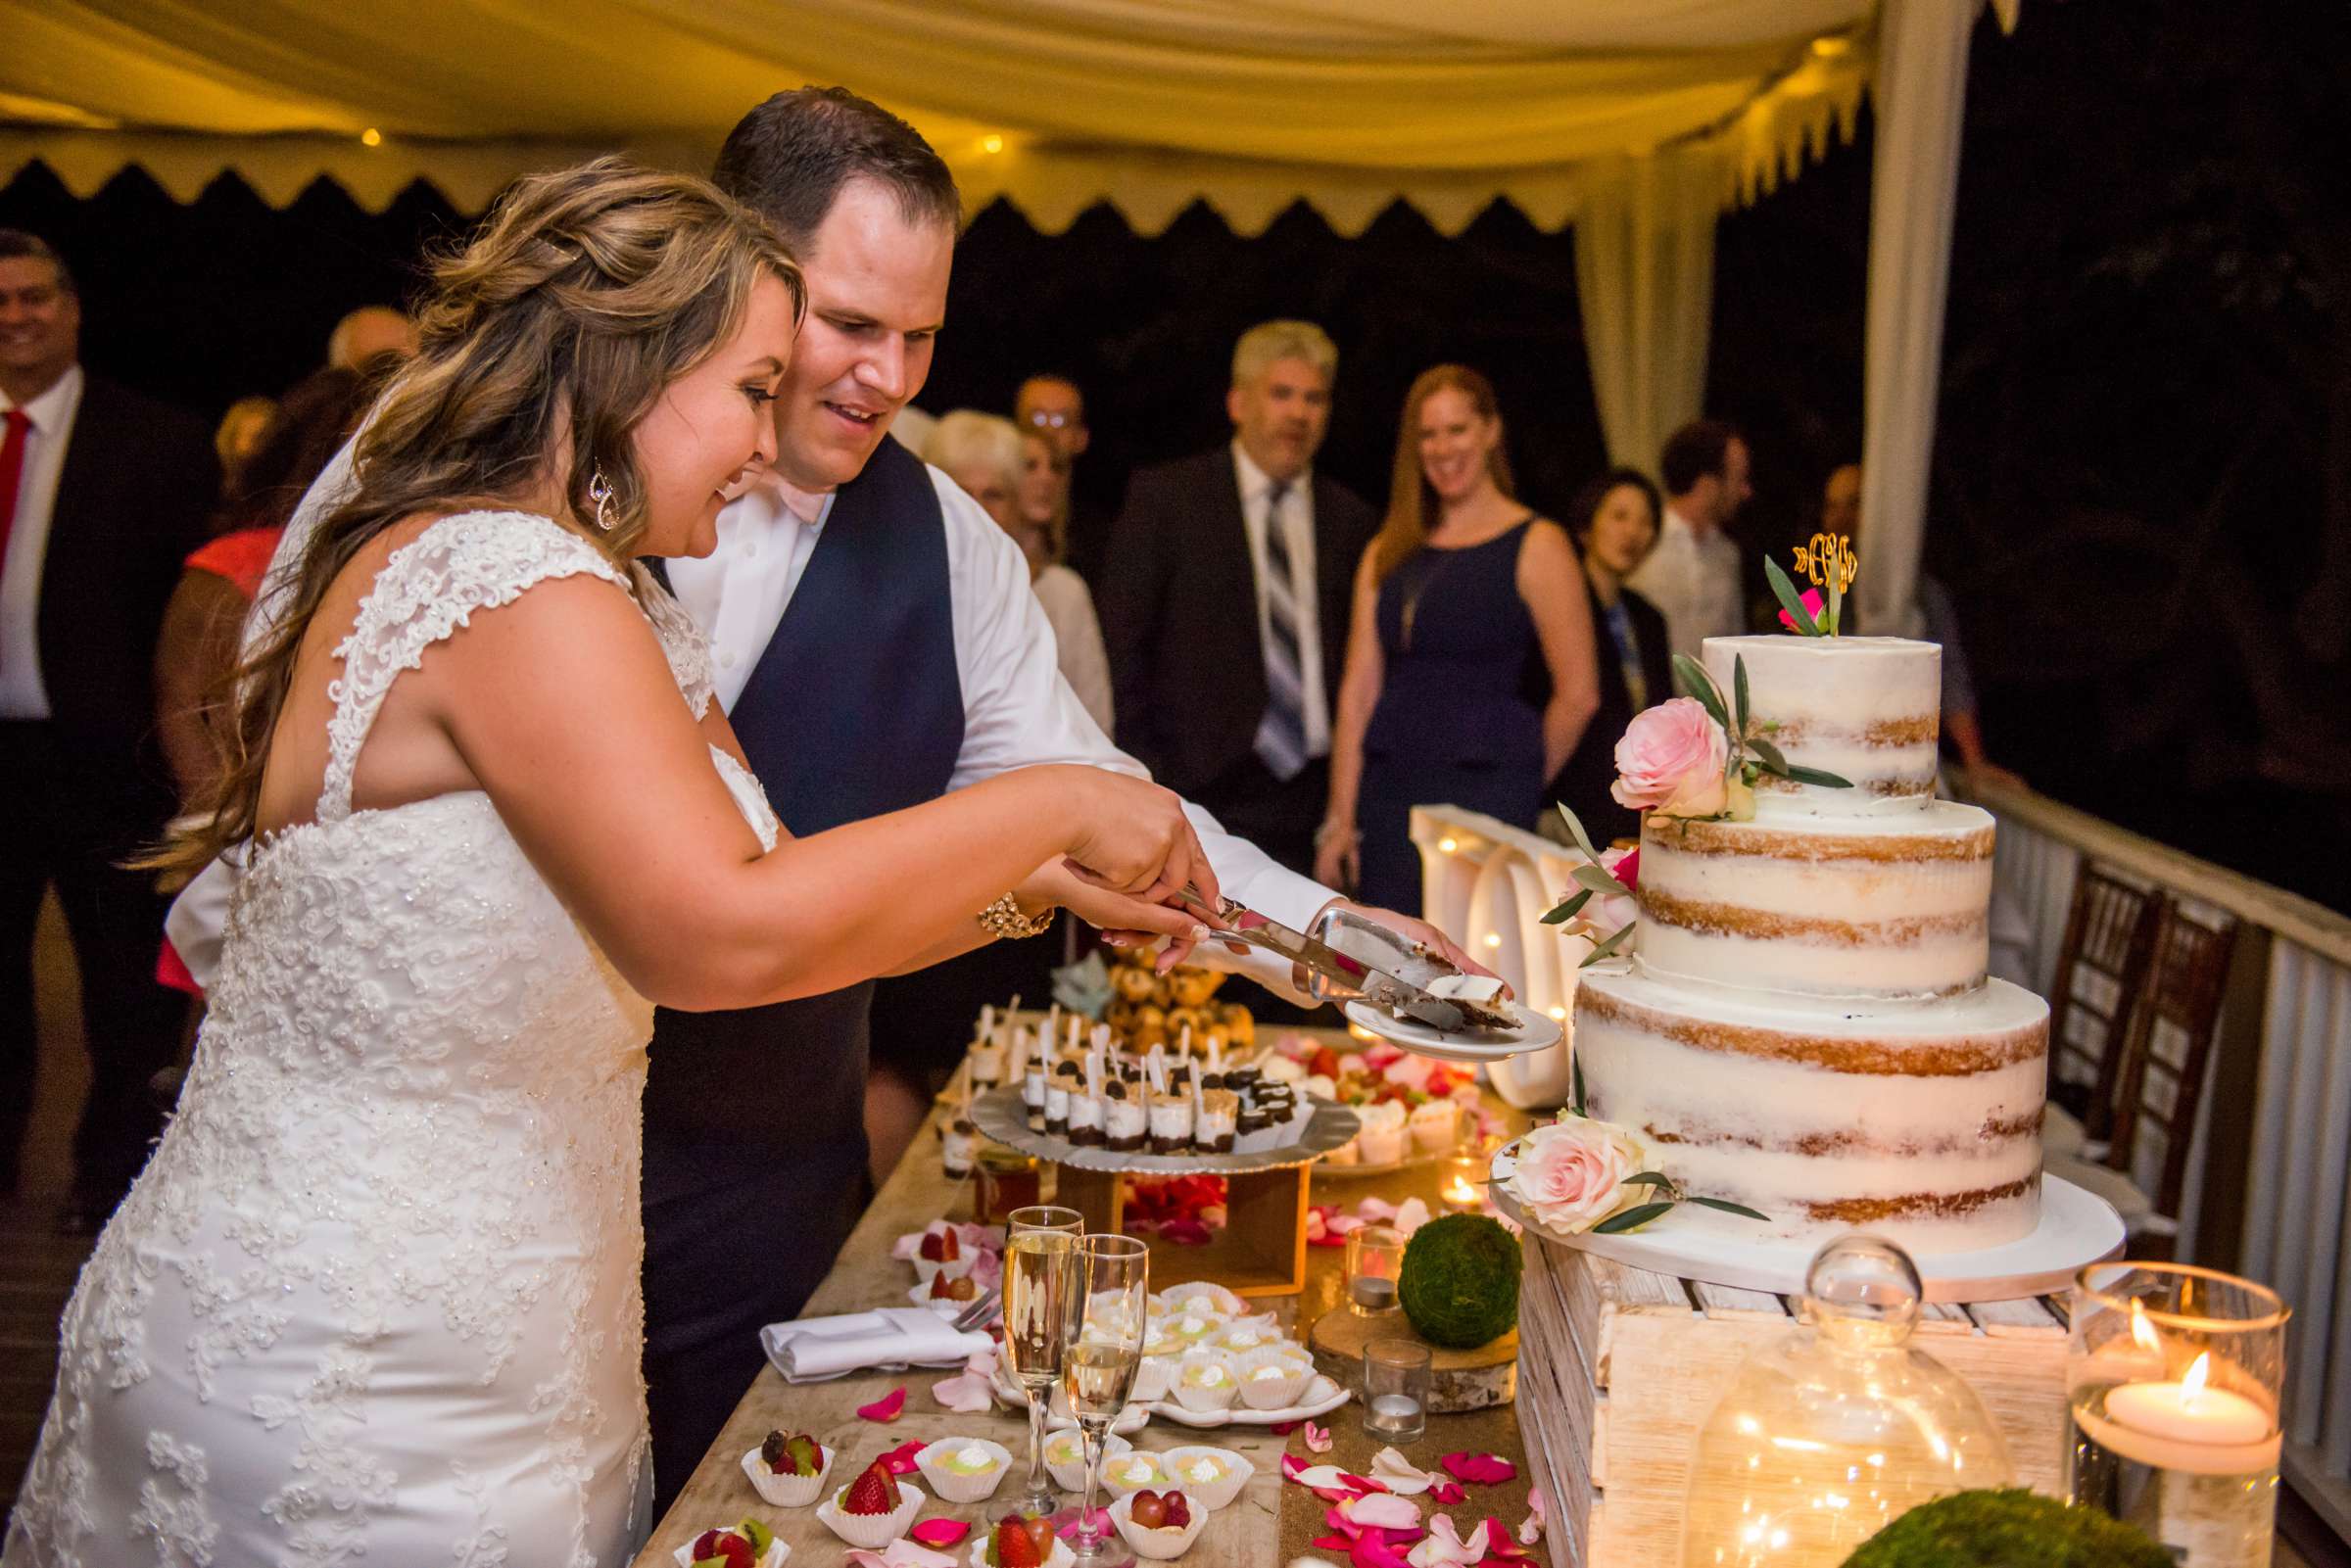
[631,1027,1536,1566]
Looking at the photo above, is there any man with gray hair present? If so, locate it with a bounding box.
[1099,321,1377,877]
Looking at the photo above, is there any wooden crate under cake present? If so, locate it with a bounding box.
[1516,1233,2072,1568]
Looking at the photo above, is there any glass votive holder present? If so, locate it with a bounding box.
[974,1145,1041,1226]
[2068,1260,2290,1568]
[1363,1339,1430,1443]
[1439,1151,1486,1213]
[1345,1225,1406,1316]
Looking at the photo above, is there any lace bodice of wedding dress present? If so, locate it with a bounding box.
[4,511,778,1568]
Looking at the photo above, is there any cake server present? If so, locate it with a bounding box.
[1174,886,1484,1033]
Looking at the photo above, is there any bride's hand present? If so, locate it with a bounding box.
[1057,770,1221,914]
[1018,858,1213,972]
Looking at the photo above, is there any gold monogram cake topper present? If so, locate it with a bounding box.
[1792,531,1858,594]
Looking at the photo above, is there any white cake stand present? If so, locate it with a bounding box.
[1341,999,1561,1064]
[1489,1140,2124,1303]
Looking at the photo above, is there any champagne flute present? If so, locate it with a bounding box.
[1001,1205,1084,1519]
[1064,1233,1148,1568]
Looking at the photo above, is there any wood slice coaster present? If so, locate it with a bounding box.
[1307,1305,1517,1411]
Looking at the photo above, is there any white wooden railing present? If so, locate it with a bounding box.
[1410,786,2351,1544]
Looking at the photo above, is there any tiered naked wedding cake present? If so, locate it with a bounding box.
[1573,635,2049,1255]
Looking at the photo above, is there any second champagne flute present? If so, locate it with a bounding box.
[1000,1205,1084,1519]
[1064,1233,1148,1568]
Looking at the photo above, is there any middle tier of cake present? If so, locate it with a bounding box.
[1636,800,1995,999]
[1572,964,2048,1254]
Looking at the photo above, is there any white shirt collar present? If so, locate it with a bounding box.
[0,363,83,433]
[1230,439,1309,507]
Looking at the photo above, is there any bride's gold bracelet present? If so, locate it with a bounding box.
[979,891,1055,940]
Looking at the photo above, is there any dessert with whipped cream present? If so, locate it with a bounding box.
[1574,635,2048,1253]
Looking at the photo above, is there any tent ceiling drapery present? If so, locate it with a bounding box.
[2,0,1870,232]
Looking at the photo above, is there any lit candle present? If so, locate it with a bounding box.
[1441,1173,1483,1212]
[2081,1354,2280,1476]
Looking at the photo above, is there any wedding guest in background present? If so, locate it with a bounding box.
[1017,372,1108,583]
[1546,467,1673,848]
[323,303,417,373]
[924,411,1114,735]
[1628,417,1752,661]
[211,394,278,505]
[1319,366,1599,913]
[1825,461,2022,790]
[1100,320,1376,878]
[1017,424,1072,569]
[0,229,216,1225]
[156,366,369,803]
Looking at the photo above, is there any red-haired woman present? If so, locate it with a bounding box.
[1316,366,1600,913]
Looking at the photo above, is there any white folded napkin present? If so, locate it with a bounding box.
[761,1307,994,1384]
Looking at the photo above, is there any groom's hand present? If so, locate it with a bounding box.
[1018,858,1210,973]
[1299,898,1508,999]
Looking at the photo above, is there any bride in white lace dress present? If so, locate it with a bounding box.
[4,162,1215,1567]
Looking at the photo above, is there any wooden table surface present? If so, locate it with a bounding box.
[633,1041,1536,1566]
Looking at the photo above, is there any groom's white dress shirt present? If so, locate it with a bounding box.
[166,441,1330,995]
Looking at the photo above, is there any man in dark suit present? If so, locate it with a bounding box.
[1099,321,1378,878]
[0,230,216,1227]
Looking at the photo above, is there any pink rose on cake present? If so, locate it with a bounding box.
[1610,698,1728,818]
[1508,1116,1646,1234]
[1568,846,1641,938]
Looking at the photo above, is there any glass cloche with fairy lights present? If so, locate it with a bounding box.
[1680,1235,2015,1567]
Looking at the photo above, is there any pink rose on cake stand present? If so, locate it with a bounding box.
[1610,698,1728,819]
[1507,1117,1646,1234]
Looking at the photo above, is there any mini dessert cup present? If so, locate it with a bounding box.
[740,1441,835,1507]
[1269,1339,1317,1366]
[672,1532,789,1568]
[1159,1283,1244,1317]
[1172,1353,1239,1413]
[1109,1493,1208,1561]
[1408,1098,1461,1153]
[1323,1136,1362,1166]
[1159,1447,1253,1511]
[815,1478,925,1551]
[915,1437,1015,1504]
[1233,1348,1313,1411]
[1100,1449,1166,1499]
[912,1249,977,1286]
[1163,1310,1225,1353]
[1129,1355,1176,1405]
[1140,1321,1183,1361]
[1043,1428,1128,1493]
[971,1528,1078,1568]
[1212,1323,1277,1357]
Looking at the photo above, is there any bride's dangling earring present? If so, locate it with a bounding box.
[587,466,617,532]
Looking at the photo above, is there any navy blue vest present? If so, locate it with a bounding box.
[640,432,964,1264]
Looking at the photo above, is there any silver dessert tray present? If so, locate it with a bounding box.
[970,1087,1360,1175]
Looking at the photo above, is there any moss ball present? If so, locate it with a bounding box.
[1397,1213,1520,1349]
[1841,1489,2172,1568]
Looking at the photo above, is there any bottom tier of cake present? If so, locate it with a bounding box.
[1572,966,2049,1254]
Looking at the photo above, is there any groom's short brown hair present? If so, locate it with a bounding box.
[712,87,961,255]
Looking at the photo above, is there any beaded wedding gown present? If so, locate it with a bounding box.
[4,512,780,1567]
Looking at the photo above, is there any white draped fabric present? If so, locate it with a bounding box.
[1573,146,1723,472]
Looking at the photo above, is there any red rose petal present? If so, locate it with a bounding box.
[909,1518,971,1546]
[1441,1450,1517,1485]
[1427,1479,1467,1505]
[855,1391,907,1429]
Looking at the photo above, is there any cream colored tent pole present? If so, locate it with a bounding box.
[1854,0,1995,635]
[1574,144,1722,474]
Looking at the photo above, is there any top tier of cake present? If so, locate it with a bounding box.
[1703,635,1940,817]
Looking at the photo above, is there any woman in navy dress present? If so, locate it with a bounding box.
[1317,366,1600,915]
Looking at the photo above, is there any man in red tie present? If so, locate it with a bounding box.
[0,230,216,1230]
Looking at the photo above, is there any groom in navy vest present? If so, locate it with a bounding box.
[629,89,1493,1509]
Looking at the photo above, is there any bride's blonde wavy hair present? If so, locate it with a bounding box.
[150,157,802,878]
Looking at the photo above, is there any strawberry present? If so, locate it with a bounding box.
[692,1529,723,1560]
[842,1456,897,1516]
[1163,1490,1191,1528]
[992,1515,1044,1568]
[918,1229,946,1261]
[717,1536,753,1568]
[929,1273,975,1302]
[937,1228,961,1262]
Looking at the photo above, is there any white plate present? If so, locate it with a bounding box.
[1490,1142,2124,1303]
[987,1361,1347,1430]
[1342,1000,1561,1064]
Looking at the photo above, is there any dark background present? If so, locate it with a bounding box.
[5,0,2345,910]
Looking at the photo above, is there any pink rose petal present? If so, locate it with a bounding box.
[1426,1480,1466,1506]
[909,1518,971,1547]
[1352,1534,1416,1568]
[843,1543,959,1568]
[932,1368,994,1413]
[1304,1419,1334,1453]
[880,1439,927,1474]
[1519,1485,1548,1545]
[1441,1450,1518,1486]
[1344,1493,1424,1532]
[856,1386,909,1422]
